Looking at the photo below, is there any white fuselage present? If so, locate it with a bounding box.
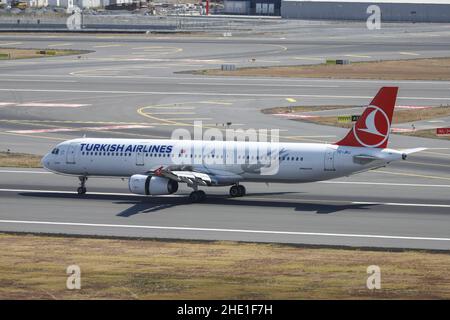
[42,138,404,185]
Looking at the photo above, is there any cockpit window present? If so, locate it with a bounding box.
[51,148,59,155]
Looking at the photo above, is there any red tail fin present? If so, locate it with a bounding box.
[335,87,398,148]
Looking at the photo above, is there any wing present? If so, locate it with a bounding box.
[148,165,242,187]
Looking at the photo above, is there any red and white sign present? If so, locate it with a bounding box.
[436,128,450,136]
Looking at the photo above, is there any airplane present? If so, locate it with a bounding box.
[41,87,425,202]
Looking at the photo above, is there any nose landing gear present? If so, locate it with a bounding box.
[77,176,87,195]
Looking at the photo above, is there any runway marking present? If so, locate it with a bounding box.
[164,118,212,121]
[0,102,89,108]
[0,188,449,209]
[285,135,336,138]
[8,124,152,134]
[421,151,450,158]
[398,52,421,56]
[5,79,78,83]
[0,119,150,125]
[0,42,22,46]
[143,106,196,109]
[344,54,372,58]
[3,88,449,101]
[373,170,450,181]
[4,73,450,86]
[149,112,197,115]
[177,82,340,88]
[0,219,449,243]
[93,44,122,48]
[47,43,73,47]
[0,170,49,174]
[320,181,450,188]
[0,131,66,141]
[292,57,324,61]
[197,101,233,105]
[16,103,90,108]
[405,160,450,168]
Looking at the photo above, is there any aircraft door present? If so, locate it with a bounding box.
[136,151,144,166]
[66,143,77,164]
[324,147,335,171]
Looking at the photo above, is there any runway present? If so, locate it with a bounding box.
[0,21,449,250]
[1,165,450,250]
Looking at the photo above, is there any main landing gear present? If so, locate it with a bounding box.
[229,184,246,197]
[77,176,87,195]
[188,183,206,203]
[189,190,206,202]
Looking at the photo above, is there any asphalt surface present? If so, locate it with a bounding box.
[0,21,449,250]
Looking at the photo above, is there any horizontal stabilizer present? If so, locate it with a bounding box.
[400,148,427,155]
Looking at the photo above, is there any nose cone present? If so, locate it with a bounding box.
[41,153,50,170]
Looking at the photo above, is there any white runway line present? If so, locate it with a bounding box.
[0,170,49,174]
[93,44,122,48]
[177,82,340,88]
[319,181,450,188]
[1,88,450,101]
[398,52,421,56]
[0,42,22,46]
[7,79,78,83]
[3,74,450,86]
[47,43,73,47]
[8,124,152,134]
[0,219,449,242]
[0,188,449,208]
[16,103,90,108]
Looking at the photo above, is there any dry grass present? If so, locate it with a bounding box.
[0,48,86,60]
[194,58,450,81]
[0,233,449,299]
[0,152,42,168]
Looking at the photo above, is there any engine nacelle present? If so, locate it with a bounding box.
[128,174,178,195]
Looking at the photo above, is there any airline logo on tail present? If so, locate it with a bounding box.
[336,87,398,149]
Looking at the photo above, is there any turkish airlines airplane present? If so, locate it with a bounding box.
[41,87,424,202]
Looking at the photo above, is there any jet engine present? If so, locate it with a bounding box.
[128,174,178,195]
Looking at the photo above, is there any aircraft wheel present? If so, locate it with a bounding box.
[77,187,86,195]
[229,185,240,197]
[197,190,206,201]
[189,191,205,202]
[237,185,246,197]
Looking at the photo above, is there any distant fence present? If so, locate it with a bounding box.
[0,14,271,33]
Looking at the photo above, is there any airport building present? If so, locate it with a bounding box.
[223,0,282,16]
[281,0,450,22]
